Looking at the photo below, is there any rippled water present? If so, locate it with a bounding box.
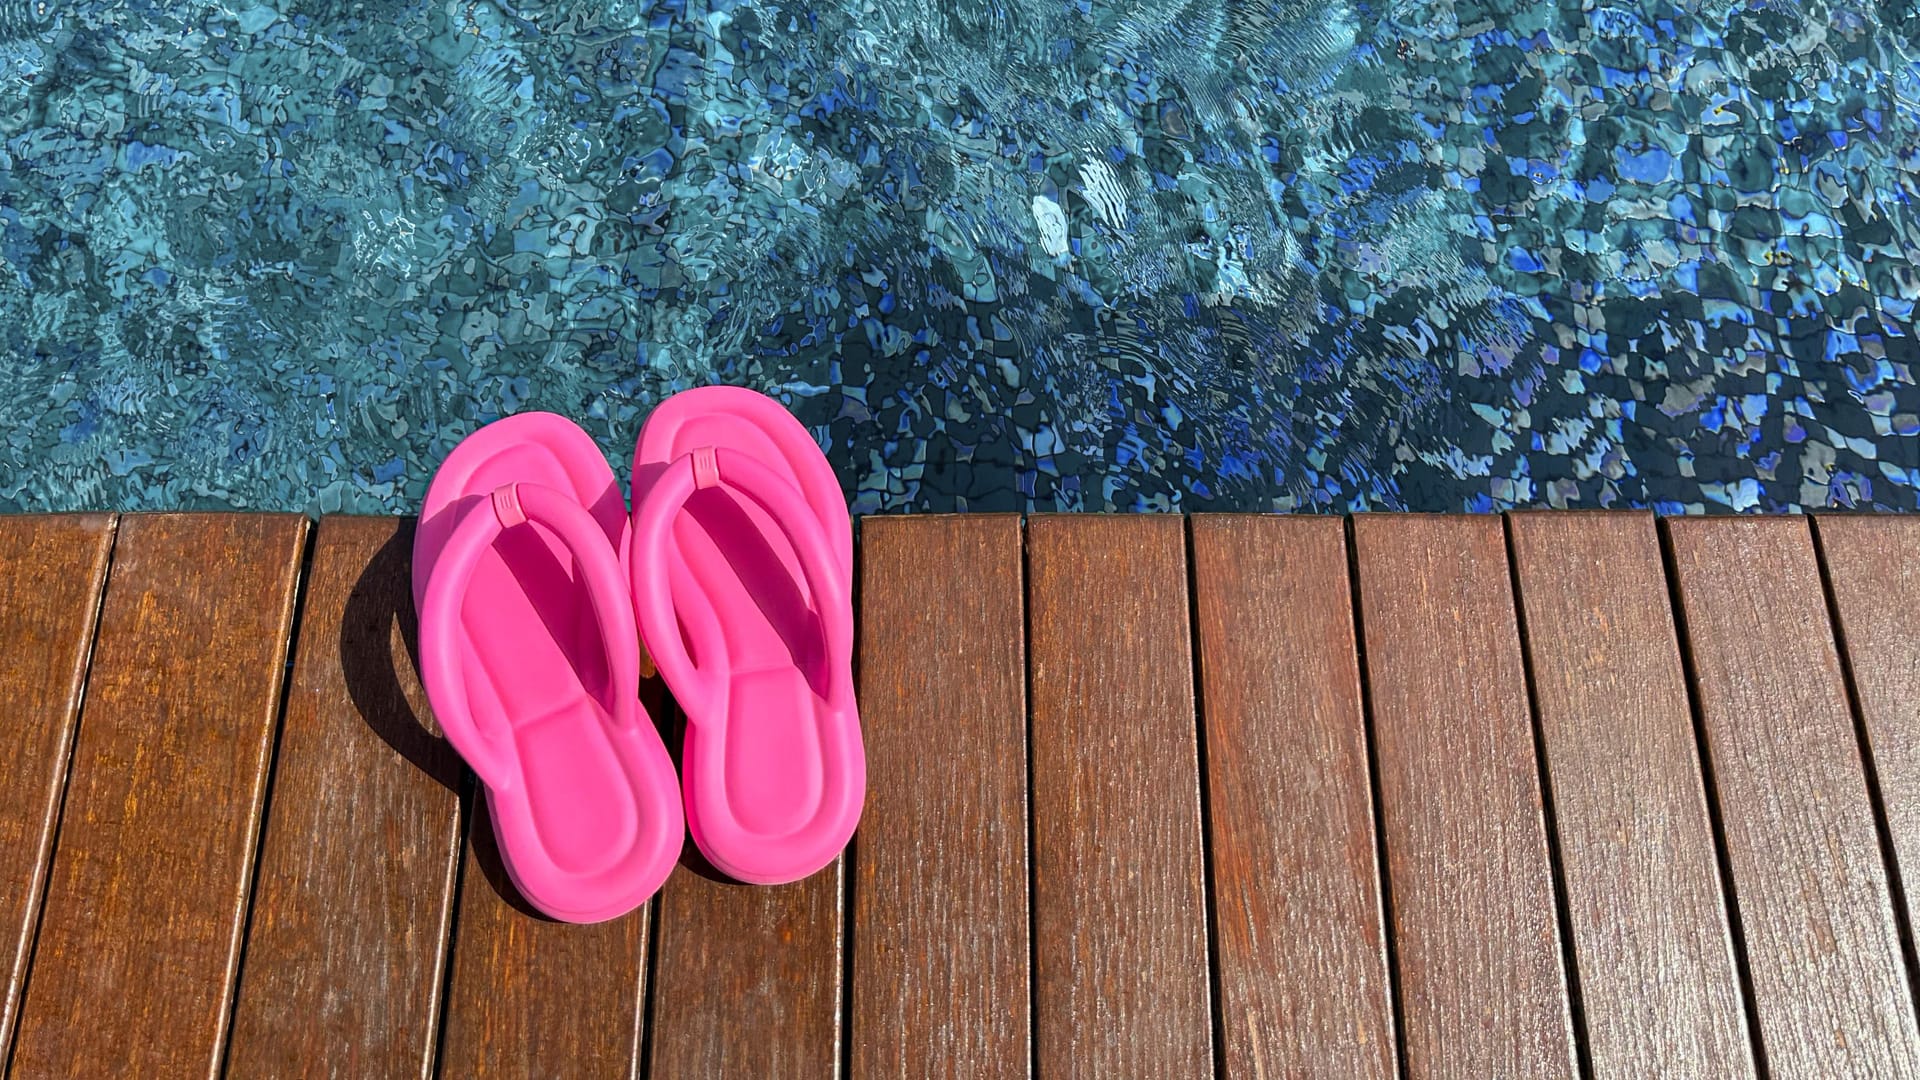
[2,0,1917,513]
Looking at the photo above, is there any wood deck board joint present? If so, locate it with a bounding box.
[837,539,863,1080]
[1183,517,1229,1080]
[1342,514,1411,1080]
[1810,516,1920,1030]
[215,518,318,1079]
[1656,518,1773,1078]
[0,514,120,1079]
[1021,515,1041,1080]
[1501,514,1596,1080]
[426,783,477,1080]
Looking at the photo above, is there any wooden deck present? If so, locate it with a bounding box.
[1,512,1917,1078]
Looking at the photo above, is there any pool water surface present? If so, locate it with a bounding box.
[2,0,1917,513]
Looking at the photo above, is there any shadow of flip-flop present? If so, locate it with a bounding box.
[341,521,556,917]
[338,520,464,795]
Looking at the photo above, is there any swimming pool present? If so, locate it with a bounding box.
[2,0,1916,514]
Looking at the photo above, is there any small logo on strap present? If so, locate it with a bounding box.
[491,483,527,528]
[691,446,720,490]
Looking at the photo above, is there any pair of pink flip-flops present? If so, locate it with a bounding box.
[412,387,863,923]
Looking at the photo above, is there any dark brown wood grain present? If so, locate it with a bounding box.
[0,514,115,1065]
[1815,515,1920,951]
[1026,514,1213,1079]
[1350,514,1576,1080]
[1508,512,1754,1079]
[1667,516,1920,1076]
[1189,515,1395,1079]
[10,506,1916,1079]
[646,858,845,1079]
[9,513,307,1078]
[224,517,465,1078]
[849,515,1029,1079]
[436,723,653,1076]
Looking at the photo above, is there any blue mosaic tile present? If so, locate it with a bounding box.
[1,0,1918,513]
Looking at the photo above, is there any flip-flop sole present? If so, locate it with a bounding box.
[418,413,682,921]
[631,389,863,885]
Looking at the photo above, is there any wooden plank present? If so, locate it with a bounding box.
[849,516,1029,1079]
[1667,516,1920,1076]
[9,513,307,1078]
[1816,515,1920,951]
[225,517,465,1077]
[1350,514,1576,1080]
[1027,514,1213,1079]
[1508,512,1754,1078]
[0,514,115,1064]
[646,855,845,1079]
[1189,515,1395,1078]
[437,744,651,1076]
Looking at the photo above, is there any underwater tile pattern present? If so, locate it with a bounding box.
[1,0,1918,513]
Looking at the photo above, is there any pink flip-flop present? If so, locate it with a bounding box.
[630,387,863,885]
[415,413,683,922]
